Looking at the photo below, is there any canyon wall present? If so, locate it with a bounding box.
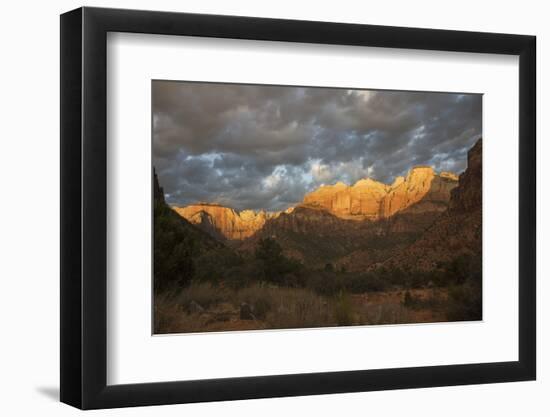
[173,204,282,240]
[382,139,482,271]
[173,166,459,242]
[174,167,458,240]
[303,167,458,220]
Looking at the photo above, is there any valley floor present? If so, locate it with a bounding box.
[154,284,459,334]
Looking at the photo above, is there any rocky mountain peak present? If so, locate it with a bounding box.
[173,203,280,240]
[353,178,388,191]
[320,181,347,190]
[382,166,457,217]
[302,165,458,221]
[171,157,463,240]
[405,165,435,184]
[390,176,405,188]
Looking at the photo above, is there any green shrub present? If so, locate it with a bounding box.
[255,237,303,285]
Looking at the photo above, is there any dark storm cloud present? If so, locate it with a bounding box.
[153,81,481,211]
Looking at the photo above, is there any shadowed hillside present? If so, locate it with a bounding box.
[383,139,482,271]
[153,170,238,292]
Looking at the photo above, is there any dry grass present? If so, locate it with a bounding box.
[154,284,451,334]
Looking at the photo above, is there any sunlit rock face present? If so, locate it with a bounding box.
[382,167,459,217]
[302,167,458,221]
[172,164,459,242]
[174,165,459,241]
[349,179,389,219]
[173,203,280,240]
[302,182,350,214]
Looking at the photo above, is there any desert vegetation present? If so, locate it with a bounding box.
[154,233,481,333]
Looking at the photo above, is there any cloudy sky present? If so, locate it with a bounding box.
[153,81,481,212]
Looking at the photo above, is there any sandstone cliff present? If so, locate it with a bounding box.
[382,168,458,217]
[302,167,458,220]
[303,179,388,220]
[174,203,280,241]
[173,165,458,243]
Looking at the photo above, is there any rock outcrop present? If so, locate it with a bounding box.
[171,156,465,266]
[303,179,388,220]
[381,139,482,271]
[449,139,482,213]
[173,166,459,242]
[174,203,280,240]
[302,167,458,220]
[382,168,458,217]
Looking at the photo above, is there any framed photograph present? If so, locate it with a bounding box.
[60,7,536,409]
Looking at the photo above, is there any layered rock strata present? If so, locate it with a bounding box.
[174,203,280,240]
[303,167,458,221]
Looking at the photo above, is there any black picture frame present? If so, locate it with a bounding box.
[60,6,536,410]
